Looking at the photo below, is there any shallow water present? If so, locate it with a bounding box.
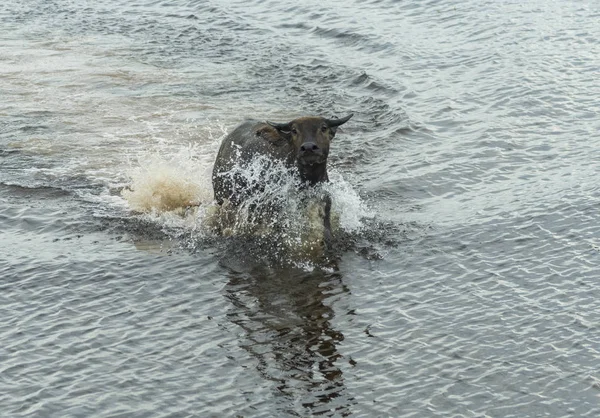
[2,0,600,416]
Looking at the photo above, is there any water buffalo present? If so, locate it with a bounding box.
[212,114,353,245]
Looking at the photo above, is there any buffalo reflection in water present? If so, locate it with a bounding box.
[224,263,355,416]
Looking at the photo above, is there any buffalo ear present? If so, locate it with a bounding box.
[267,120,292,134]
[325,113,353,136]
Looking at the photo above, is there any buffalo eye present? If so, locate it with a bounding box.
[291,127,298,135]
[321,125,328,133]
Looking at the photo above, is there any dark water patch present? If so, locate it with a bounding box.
[278,21,311,31]
[0,148,21,157]
[10,125,51,134]
[347,71,401,96]
[93,214,174,247]
[311,26,382,50]
[1,117,53,138]
[0,183,71,201]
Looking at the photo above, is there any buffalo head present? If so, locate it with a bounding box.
[267,114,353,184]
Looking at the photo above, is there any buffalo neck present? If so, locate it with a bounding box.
[298,161,328,185]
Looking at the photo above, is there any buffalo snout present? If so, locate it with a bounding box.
[298,141,325,165]
[300,142,320,153]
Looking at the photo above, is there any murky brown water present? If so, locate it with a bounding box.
[2,0,600,416]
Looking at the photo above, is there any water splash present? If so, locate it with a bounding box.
[122,144,213,213]
[119,144,212,237]
[122,142,372,264]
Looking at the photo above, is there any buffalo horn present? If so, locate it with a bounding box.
[324,113,354,127]
[266,121,292,131]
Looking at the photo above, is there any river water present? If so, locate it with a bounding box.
[2,0,600,416]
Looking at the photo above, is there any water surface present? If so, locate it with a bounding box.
[2,0,600,416]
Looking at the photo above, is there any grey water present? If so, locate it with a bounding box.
[2,0,600,416]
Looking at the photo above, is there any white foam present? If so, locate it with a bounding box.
[325,169,373,232]
[122,144,213,213]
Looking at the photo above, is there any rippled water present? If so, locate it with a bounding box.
[2,0,600,416]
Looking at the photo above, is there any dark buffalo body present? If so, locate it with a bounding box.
[212,114,353,244]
